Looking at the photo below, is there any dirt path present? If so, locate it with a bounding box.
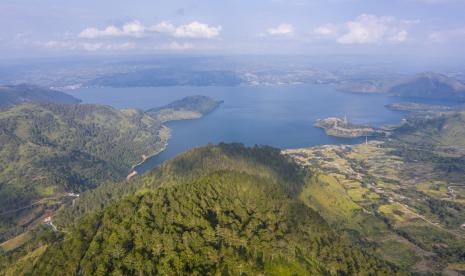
[400,203,464,239]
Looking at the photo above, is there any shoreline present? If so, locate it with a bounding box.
[126,101,224,180]
[127,125,171,180]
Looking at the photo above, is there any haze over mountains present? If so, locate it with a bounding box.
[388,72,465,101]
[0,84,81,108]
[337,71,465,101]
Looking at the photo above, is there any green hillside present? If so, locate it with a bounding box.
[54,143,306,227]
[0,103,167,241]
[285,111,465,274]
[388,111,465,183]
[2,144,398,275]
[146,95,223,123]
[0,84,81,108]
[393,111,465,152]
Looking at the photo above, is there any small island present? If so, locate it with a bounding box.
[314,117,384,138]
[146,95,223,123]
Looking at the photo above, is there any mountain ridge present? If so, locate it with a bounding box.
[0,84,81,108]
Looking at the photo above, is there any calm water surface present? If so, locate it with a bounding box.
[69,84,406,172]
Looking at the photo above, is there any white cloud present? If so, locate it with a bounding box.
[389,30,409,43]
[267,23,294,36]
[173,21,222,38]
[428,27,465,43]
[313,24,339,37]
[44,40,136,51]
[79,26,120,38]
[336,14,411,44]
[149,21,176,34]
[79,20,145,38]
[79,20,221,39]
[45,40,73,49]
[121,21,145,37]
[163,41,194,50]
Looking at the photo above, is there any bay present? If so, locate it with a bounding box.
[69,84,406,173]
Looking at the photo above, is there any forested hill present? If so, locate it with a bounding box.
[4,144,398,275]
[0,84,81,108]
[0,103,168,241]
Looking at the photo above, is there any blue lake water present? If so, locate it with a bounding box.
[69,84,407,172]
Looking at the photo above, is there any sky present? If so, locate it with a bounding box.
[1,0,465,59]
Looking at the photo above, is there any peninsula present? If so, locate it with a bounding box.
[315,117,384,138]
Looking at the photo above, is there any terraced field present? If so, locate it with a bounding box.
[285,141,465,274]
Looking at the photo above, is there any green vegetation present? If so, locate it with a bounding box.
[55,143,306,227]
[0,95,222,244]
[0,103,167,242]
[2,90,465,274]
[1,144,398,275]
[285,114,465,274]
[0,84,81,108]
[146,95,223,123]
[0,226,59,276]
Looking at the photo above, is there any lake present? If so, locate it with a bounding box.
[69,84,406,173]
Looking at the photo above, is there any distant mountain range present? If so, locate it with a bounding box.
[88,68,243,87]
[0,84,81,108]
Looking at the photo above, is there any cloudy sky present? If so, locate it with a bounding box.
[1,0,465,59]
